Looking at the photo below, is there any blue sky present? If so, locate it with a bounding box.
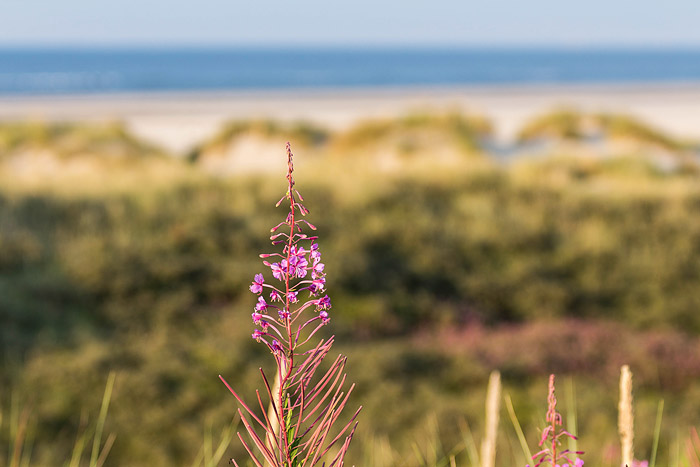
[3,0,700,47]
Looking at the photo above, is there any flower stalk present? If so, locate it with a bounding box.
[220,143,360,467]
[528,374,584,467]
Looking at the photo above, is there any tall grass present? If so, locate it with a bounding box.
[190,416,241,467]
[1,372,115,467]
[67,371,116,467]
[3,391,32,467]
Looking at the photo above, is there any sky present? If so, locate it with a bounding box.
[2,0,700,47]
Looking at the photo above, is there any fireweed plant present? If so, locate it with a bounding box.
[219,144,361,467]
[528,375,584,467]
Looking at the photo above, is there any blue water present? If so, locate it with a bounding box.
[1,48,700,95]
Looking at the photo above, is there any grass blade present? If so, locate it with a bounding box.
[671,429,680,467]
[68,421,88,467]
[9,406,30,467]
[566,377,578,456]
[650,399,664,467]
[90,371,116,467]
[458,417,480,467]
[95,433,116,467]
[411,440,426,466]
[505,393,532,463]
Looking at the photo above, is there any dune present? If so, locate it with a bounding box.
[1,84,700,157]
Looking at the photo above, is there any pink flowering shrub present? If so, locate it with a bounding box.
[528,374,584,467]
[220,144,361,466]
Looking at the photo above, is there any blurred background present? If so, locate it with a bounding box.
[2,1,700,465]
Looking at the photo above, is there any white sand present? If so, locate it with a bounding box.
[1,84,700,154]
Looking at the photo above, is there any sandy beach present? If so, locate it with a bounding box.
[1,83,700,154]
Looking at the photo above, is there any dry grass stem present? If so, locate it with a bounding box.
[481,370,501,467]
[619,365,634,467]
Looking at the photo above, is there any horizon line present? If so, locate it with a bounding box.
[2,42,700,51]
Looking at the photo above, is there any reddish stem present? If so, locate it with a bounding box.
[278,142,297,463]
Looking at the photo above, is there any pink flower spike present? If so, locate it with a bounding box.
[226,144,360,466]
[532,374,584,467]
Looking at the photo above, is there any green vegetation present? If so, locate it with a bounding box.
[1,111,700,465]
[0,121,164,161]
[188,112,492,168]
[517,108,585,142]
[596,113,687,152]
[0,372,115,467]
[188,119,330,162]
[330,112,492,156]
[517,108,693,153]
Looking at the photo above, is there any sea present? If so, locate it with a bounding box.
[1,48,700,96]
